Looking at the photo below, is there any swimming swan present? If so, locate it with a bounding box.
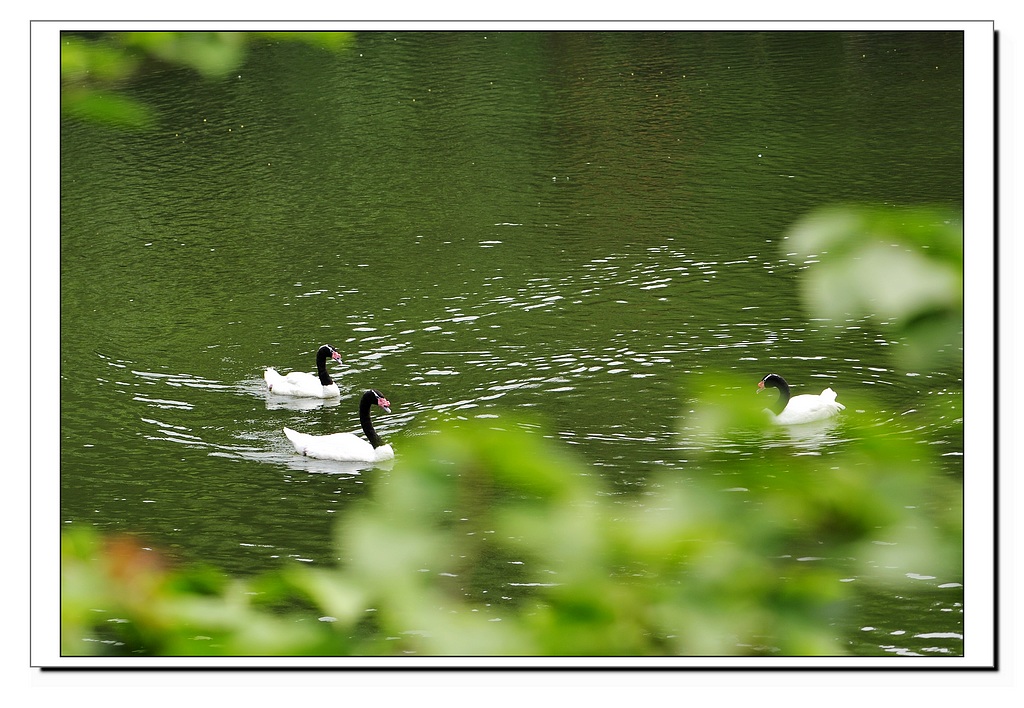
[757,373,845,425]
[264,344,343,398]
[283,389,395,463]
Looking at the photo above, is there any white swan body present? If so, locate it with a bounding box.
[284,428,394,463]
[284,389,395,463]
[758,373,845,425]
[265,370,340,398]
[265,344,342,398]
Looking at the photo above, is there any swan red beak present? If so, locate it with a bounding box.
[756,380,765,392]
[332,350,342,362]
[378,397,391,413]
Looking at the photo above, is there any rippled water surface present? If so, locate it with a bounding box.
[59,31,965,657]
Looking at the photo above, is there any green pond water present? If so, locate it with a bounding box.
[59,31,965,657]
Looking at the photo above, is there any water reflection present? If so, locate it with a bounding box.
[219,445,393,476]
[262,391,342,412]
[763,416,846,453]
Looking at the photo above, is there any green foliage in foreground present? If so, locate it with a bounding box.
[61,415,960,657]
[62,394,961,656]
[60,206,965,657]
[61,408,961,657]
[61,31,353,128]
[786,204,963,373]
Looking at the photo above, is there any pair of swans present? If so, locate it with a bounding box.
[265,345,394,463]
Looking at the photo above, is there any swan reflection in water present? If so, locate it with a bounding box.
[767,416,847,454]
[264,394,342,412]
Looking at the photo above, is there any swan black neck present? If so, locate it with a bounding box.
[315,345,338,387]
[358,389,388,449]
[759,373,791,414]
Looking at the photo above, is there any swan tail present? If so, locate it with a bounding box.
[283,427,308,455]
[819,389,845,415]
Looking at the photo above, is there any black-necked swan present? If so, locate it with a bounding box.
[757,373,845,425]
[283,389,395,462]
[264,344,343,398]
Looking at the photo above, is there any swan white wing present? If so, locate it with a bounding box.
[283,371,316,386]
[772,391,845,425]
[266,369,339,398]
[284,427,378,462]
[819,388,846,409]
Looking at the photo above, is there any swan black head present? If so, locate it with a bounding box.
[316,344,342,364]
[757,373,789,393]
[360,389,391,413]
[315,345,342,386]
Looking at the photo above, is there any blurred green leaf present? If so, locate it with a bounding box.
[61,31,353,127]
[785,205,963,372]
[119,31,247,78]
[62,88,156,129]
[61,35,141,83]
